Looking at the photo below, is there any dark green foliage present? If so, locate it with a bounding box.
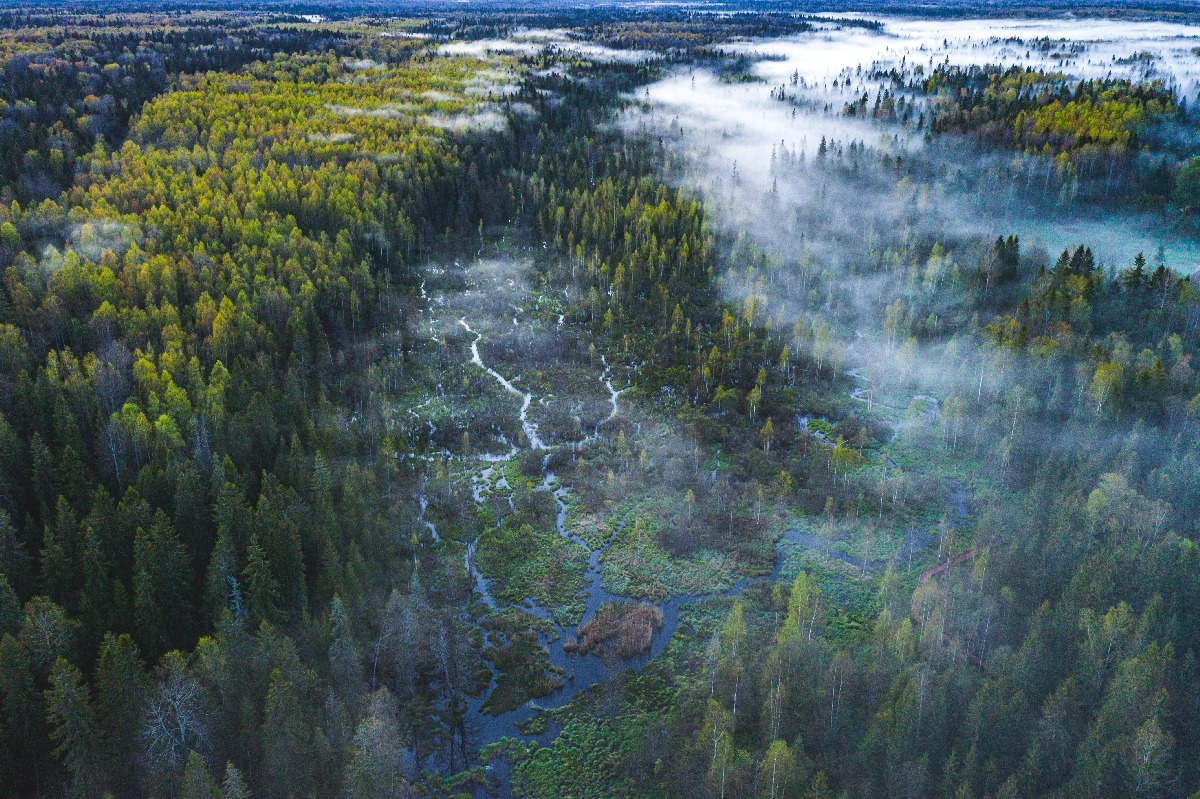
[1177,157,1200,211]
[44,657,99,796]
[1,7,1199,799]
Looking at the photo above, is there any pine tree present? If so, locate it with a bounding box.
[94,633,147,793]
[255,477,306,623]
[243,531,279,626]
[222,763,250,799]
[0,511,31,597]
[261,668,311,798]
[77,526,114,641]
[203,527,243,627]
[0,577,19,638]
[173,463,215,577]
[179,751,220,799]
[0,632,46,793]
[44,657,99,796]
[40,497,80,607]
[133,511,193,655]
[328,595,363,705]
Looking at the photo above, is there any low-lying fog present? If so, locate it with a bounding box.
[440,28,653,63]
[627,16,1200,274]
[751,17,1200,98]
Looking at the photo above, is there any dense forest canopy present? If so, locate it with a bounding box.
[1,6,1200,799]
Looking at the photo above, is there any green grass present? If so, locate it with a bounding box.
[481,611,567,715]
[806,417,834,437]
[476,520,589,625]
[598,505,738,599]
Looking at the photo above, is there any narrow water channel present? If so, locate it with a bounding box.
[421,270,961,774]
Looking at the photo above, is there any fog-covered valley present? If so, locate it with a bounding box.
[632,17,1200,275]
[2,6,1200,799]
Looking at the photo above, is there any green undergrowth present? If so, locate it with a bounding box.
[598,503,740,599]
[566,501,629,550]
[776,547,879,641]
[476,520,588,626]
[481,625,567,715]
[422,765,495,799]
[483,606,559,638]
[490,599,739,799]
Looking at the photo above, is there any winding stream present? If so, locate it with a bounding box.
[460,318,547,451]
[409,277,965,784]
[455,316,660,748]
[450,318,962,756]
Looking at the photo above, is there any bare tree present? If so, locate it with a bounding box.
[142,652,209,785]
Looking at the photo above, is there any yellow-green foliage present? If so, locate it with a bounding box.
[1014,96,1163,151]
[43,51,495,378]
[924,65,1177,155]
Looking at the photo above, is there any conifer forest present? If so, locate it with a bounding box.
[2,2,1200,798]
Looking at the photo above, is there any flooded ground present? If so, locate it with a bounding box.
[402,249,961,775]
[418,13,1200,786]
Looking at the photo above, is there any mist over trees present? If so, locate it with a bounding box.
[1,5,1200,799]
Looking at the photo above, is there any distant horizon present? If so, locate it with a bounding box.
[1,7,1199,799]
[3,0,1200,21]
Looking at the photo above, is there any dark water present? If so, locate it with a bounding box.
[462,481,782,752]
[442,310,957,795]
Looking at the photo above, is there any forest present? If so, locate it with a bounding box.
[1,5,1200,799]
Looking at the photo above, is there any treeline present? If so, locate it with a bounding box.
[986,244,1198,409]
[0,21,351,202]
[856,63,1184,208]
[0,38,514,798]
[414,10,813,53]
[574,13,812,53]
[917,65,1179,154]
[0,11,306,30]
